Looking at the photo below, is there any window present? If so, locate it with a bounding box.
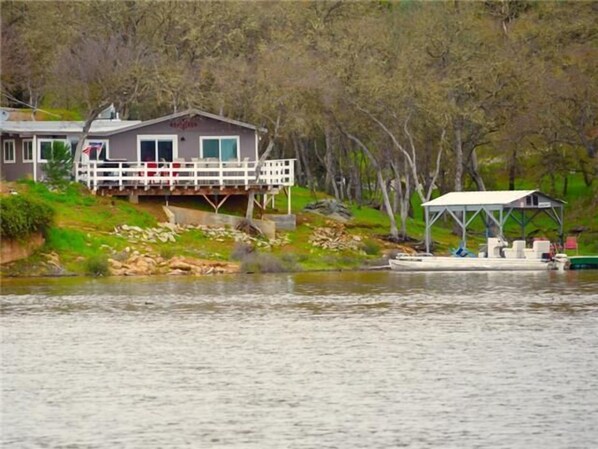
[137,135,177,162]
[82,139,108,161]
[200,136,239,162]
[3,140,15,163]
[39,139,69,162]
[22,139,33,163]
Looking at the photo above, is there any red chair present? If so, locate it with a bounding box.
[147,162,157,178]
[564,236,578,255]
[170,162,180,185]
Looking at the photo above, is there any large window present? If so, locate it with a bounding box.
[22,139,33,163]
[137,135,176,162]
[200,136,239,162]
[39,139,69,162]
[3,140,15,163]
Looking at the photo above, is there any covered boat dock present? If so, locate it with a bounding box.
[421,190,566,253]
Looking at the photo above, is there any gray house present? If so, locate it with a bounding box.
[1,109,295,212]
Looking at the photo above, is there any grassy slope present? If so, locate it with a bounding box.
[1,174,595,277]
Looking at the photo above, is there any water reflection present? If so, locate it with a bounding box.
[2,271,598,448]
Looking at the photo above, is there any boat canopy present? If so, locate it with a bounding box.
[421,190,566,252]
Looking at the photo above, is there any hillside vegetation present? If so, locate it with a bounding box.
[2,1,597,242]
[1,174,595,277]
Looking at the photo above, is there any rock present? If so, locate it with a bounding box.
[109,260,123,269]
[169,261,193,271]
[308,222,362,251]
[304,199,353,221]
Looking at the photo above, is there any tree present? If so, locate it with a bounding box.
[42,141,73,188]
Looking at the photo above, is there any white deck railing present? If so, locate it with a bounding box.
[76,159,295,191]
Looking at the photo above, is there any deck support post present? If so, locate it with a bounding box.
[425,207,430,253]
[246,191,255,220]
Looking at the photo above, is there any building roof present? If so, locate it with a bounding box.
[100,109,267,136]
[0,108,266,137]
[422,190,565,208]
[0,120,141,135]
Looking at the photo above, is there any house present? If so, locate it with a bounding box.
[0,109,295,213]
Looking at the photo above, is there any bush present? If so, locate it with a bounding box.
[239,252,285,273]
[159,246,176,260]
[230,242,254,261]
[84,254,110,277]
[42,141,73,188]
[0,195,54,239]
[361,239,381,256]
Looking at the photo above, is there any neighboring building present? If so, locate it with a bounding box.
[0,117,141,182]
[0,109,295,212]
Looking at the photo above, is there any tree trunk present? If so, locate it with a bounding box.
[324,126,340,199]
[468,148,486,191]
[72,102,111,177]
[453,122,464,192]
[298,138,315,190]
[508,148,517,190]
[292,135,305,187]
[343,131,398,239]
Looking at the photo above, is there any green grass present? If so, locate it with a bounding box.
[3,171,596,277]
[18,180,156,231]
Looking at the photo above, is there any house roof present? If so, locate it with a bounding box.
[0,120,141,135]
[100,109,267,136]
[422,190,565,208]
[0,109,266,137]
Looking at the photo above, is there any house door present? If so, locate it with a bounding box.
[139,137,176,162]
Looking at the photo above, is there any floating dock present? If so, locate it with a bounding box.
[569,256,598,270]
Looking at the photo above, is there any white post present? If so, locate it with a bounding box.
[93,162,98,190]
[219,160,223,186]
[287,186,292,215]
[32,135,37,181]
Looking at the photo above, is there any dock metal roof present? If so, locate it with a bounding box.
[421,190,566,253]
[422,190,564,207]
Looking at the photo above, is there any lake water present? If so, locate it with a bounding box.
[2,271,598,448]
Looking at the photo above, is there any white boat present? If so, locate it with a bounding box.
[389,238,569,272]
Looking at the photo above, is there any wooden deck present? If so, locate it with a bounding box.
[76,159,294,194]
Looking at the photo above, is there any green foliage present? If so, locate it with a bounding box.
[42,141,73,188]
[159,246,176,260]
[361,239,381,256]
[239,252,286,273]
[84,254,110,277]
[0,195,54,239]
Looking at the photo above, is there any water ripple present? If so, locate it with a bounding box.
[2,271,598,448]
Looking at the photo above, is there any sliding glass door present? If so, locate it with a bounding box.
[138,136,176,162]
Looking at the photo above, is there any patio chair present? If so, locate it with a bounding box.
[564,236,579,255]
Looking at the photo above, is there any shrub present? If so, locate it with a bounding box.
[361,239,381,256]
[280,253,301,271]
[230,242,254,261]
[0,195,54,239]
[42,141,73,188]
[84,254,110,277]
[159,247,176,260]
[239,252,285,273]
